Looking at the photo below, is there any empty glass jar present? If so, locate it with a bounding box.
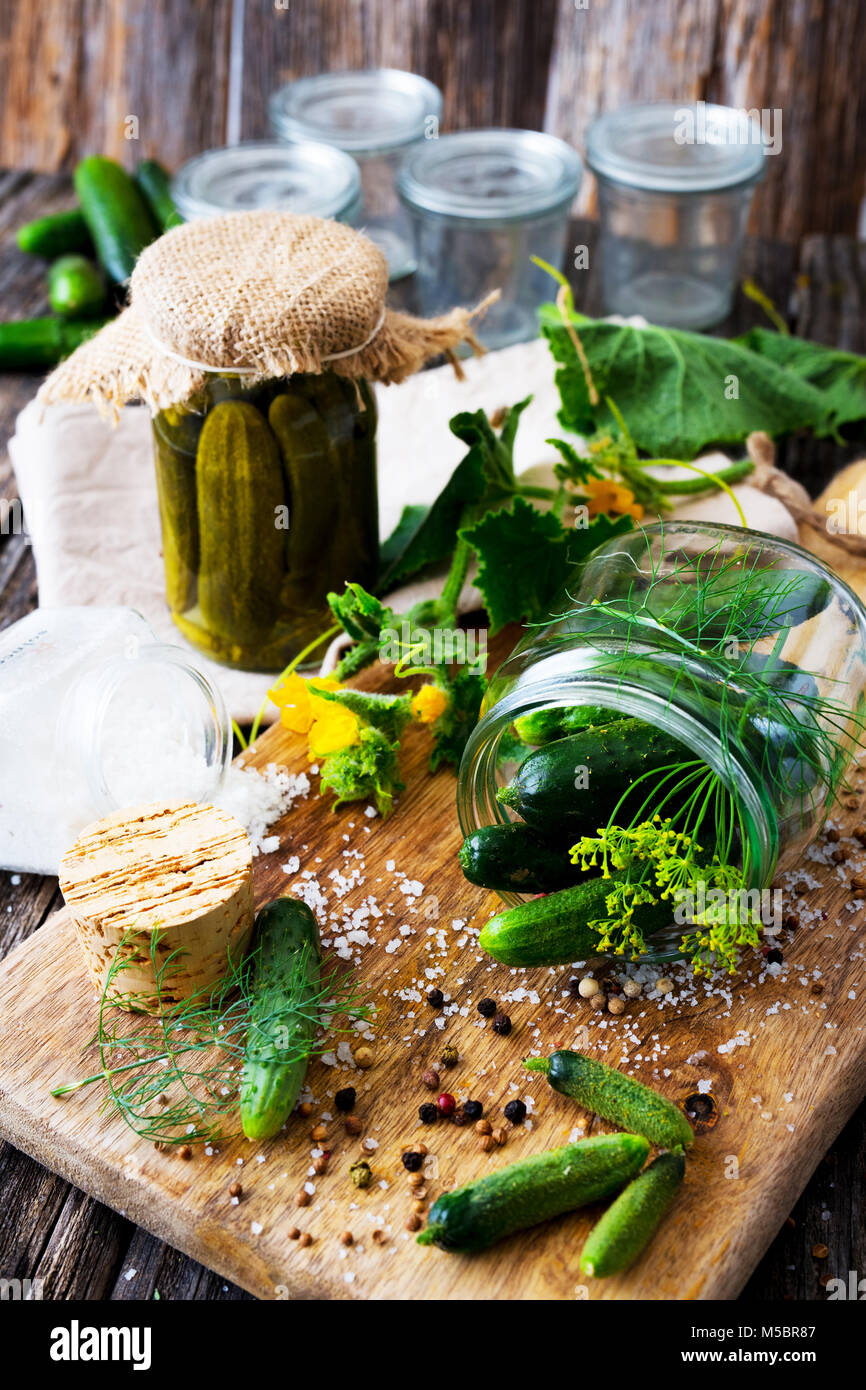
[0,607,231,874]
[587,102,767,329]
[270,69,443,280]
[171,141,362,223]
[397,129,582,350]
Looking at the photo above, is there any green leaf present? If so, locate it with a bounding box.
[548,435,601,485]
[377,400,531,591]
[461,499,634,634]
[328,583,396,644]
[319,726,404,819]
[430,669,487,771]
[539,306,831,458]
[733,327,866,435]
[315,686,414,743]
[460,497,569,633]
[378,504,430,583]
[377,447,488,591]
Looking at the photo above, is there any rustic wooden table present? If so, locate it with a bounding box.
[0,171,863,1301]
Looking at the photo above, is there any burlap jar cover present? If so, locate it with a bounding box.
[39,211,496,414]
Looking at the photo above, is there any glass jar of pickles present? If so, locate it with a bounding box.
[153,371,378,670]
[39,210,493,676]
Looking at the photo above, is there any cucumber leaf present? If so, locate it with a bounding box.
[459,498,633,633]
[377,397,532,591]
[328,582,397,644]
[733,327,866,435]
[539,306,831,458]
[378,504,430,582]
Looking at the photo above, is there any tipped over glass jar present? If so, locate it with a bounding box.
[458,523,866,967]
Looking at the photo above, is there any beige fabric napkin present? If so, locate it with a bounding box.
[9,339,565,722]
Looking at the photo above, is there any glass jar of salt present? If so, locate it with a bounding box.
[0,607,231,875]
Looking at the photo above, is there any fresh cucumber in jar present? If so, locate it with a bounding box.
[513,705,623,746]
[240,897,321,1142]
[73,155,159,282]
[479,876,671,966]
[16,208,92,258]
[580,1149,686,1277]
[416,1133,649,1253]
[459,823,585,894]
[496,721,694,836]
[47,254,107,318]
[525,1050,694,1149]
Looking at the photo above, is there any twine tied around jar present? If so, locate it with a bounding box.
[39,211,499,417]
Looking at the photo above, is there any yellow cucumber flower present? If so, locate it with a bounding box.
[411,683,449,724]
[268,673,359,758]
[583,475,644,521]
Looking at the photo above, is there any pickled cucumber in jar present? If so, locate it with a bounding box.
[150,369,378,672]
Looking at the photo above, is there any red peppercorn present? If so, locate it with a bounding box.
[437,1092,456,1117]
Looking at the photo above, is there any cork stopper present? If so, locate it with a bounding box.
[59,800,254,1013]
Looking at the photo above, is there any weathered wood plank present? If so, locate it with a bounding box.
[239,0,558,144]
[0,0,233,173]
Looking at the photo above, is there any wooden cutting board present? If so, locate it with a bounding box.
[0,649,864,1301]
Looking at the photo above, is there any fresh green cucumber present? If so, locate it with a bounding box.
[416,1133,649,1253]
[525,1050,694,1149]
[459,823,584,894]
[514,704,623,746]
[0,316,108,369]
[638,564,832,641]
[479,876,671,966]
[240,897,321,1141]
[47,254,107,318]
[497,721,694,836]
[580,1149,686,1277]
[73,155,159,282]
[16,209,92,258]
[134,159,182,230]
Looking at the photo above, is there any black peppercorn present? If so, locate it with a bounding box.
[451,1106,468,1127]
[477,998,497,1017]
[401,1150,424,1172]
[462,1099,483,1121]
[492,1013,512,1036]
[567,977,582,997]
[334,1086,356,1113]
[418,1103,438,1124]
[426,988,444,1008]
[766,948,783,965]
[504,1099,527,1124]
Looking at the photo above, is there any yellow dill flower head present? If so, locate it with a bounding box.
[411,683,449,724]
